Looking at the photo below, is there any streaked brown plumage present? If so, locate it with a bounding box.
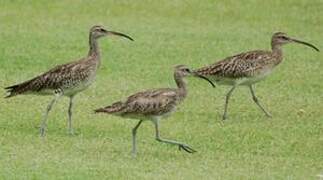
[194,32,319,120]
[5,25,133,136]
[95,65,215,156]
[96,88,182,117]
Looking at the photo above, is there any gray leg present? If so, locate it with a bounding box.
[249,85,272,118]
[67,96,75,135]
[223,86,236,120]
[40,93,61,137]
[153,118,196,153]
[132,120,143,157]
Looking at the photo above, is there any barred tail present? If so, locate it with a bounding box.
[94,101,125,114]
[4,80,34,98]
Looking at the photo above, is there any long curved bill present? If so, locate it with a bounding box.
[193,73,216,88]
[291,38,319,52]
[107,31,134,41]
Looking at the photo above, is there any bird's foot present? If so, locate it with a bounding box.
[68,129,75,136]
[131,152,137,158]
[40,127,46,137]
[178,144,196,153]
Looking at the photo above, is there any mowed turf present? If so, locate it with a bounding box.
[0,0,322,179]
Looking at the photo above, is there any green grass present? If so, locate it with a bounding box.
[0,0,322,179]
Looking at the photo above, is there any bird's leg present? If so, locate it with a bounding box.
[153,118,196,153]
[132,120,143,157]
[249,85,272,118]
[223,86,236,120]
[40,93,61,137]
[67,95,75,135]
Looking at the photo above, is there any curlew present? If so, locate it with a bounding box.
[5,25,133,136]
[95,65,215,156]
[193,32,319,120]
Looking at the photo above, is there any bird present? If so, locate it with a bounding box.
[94,65,215,156]
[5,25,134,136]
[193,32,319,120]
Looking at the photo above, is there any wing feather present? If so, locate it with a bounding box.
[194,50,275,78]
[96,88,180,117]
[5,57,95,97]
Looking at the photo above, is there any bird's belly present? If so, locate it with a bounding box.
[211,77,237,86]
[239,69,273,85]
[62,77,96,96]
[121,107,177,121]
[34,75,96,96]
[211,69,272,86]
[238,76,267,85]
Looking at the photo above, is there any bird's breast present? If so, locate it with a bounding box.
[61,72,97,96]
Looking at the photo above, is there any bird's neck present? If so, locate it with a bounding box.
[88,36,101,59]
[174,73,187,99]
[271,42,283,65]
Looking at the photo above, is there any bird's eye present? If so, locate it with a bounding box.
[184,68,190,72]
[281,36,288,40]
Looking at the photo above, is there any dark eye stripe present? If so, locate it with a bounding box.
[95,28,104,32]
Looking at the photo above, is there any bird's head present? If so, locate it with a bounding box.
[272,32,319,51]
[174,65,215,87]
[174,65,192,77]
[90,25,134,41]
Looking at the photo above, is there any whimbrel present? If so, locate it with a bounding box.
[193,32,319,120]
[95,65,215,156]
[5,25,133,136]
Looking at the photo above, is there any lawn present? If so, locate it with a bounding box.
[0,0,322,179]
